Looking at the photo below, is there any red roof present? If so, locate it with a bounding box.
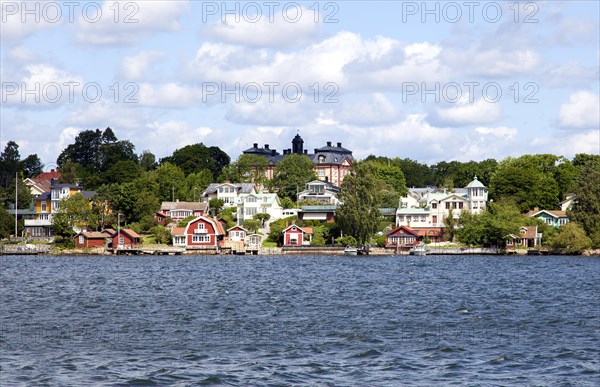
[213,218,226,236]
[412,227,443,237]
[120,229,141,238]
[171,227,185,236]
[525,209,568,218]
[386,225,420,237]
[520,226,538,239]
[35,171,61,181]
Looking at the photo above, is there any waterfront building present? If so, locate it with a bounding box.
[243,134,354,187]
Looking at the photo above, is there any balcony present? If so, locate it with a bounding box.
[193,229,208,234]
[24,219,52,227]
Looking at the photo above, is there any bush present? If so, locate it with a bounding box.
[336,235,357,247]
[550,222,592,253]
[149,225,172,245]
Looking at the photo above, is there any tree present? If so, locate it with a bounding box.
[52,194,98,237]
[489,156,560,211]
[5,176,33,209]
[568,159,600,237]
[177,215,197,227]
[0,141,21,188]
[21,154,43,178]
[271,154,316,201]
[152,162,186,202]
[279,197,296,209]
[456,200,524,247]
[336,162,382,245]
[133,191,160,222]
[139,150,157,171]
[161,143,230,180]
[58,160,80,184]
[220,154,269,184]
[444,209,458,242]
[184,170,212,201]
[311,225,326,245]
[253,213,271,227]
[243,219,260,233]
[149,225,172,244]
[550,223,592,253]
[209,198,224,215]
[0,207,16,238]
[103,160,142,185]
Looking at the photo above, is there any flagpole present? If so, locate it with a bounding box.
[15,172,18,238]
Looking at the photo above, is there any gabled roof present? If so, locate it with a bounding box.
[78,231,107,239]
[227,225,248,233]
[396,207,430,215]
[525,209,568,218]
[102,228,117,237]
[202,183,255,195]
[118,229,141,239]
[161,201,209,211]
[183,216,226,236]
[300,205,338,212]
[386,225,420,237]
[519,226,538,239]
[282,223,311,234]
[36,171,61,181]
[171,227,185,236]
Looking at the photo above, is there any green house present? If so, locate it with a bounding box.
[525,209,569,228]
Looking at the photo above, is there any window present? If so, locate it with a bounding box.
[398,216,404,221]
[445,202,450,209]
[52,201,59,210]
[245,207,257,216]
[318,155,326,163]
[432,215,437,224]
[197,223,205,230]
[118,237,124,245]
[432,203,437,209]
[246,196,256,203]
[79,235,84,245]
[41,202,47,212]
[218,188,223,193]
[192,235,210,243]
[458,202,464,209]
[420,216,426,222]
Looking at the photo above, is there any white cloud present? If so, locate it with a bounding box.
[334,93,401,125]
[120,51,165,80]
[531,130,600,157]
[144,121,217,155]
[432,98,502,126]
[558,91,600,129]
[75,1,189,45]
[0,0,58,42]
[444,48,541,78]
[66,102,144,130]
[2,64,84,107]
[202,6,321,47]
[136,83,204,108]
[456,127,519,161]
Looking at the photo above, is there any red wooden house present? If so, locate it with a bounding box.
[282,222,313,246]
[75,231,107,249]
[182,216,226,248]
[113,229,141,249]
[386,226,420,247]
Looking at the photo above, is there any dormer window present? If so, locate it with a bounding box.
[318,155,325,163]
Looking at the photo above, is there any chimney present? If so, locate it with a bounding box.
[304,149,308,154]
[337,142,342,147]
[271,150,277,156]
[534,207,539,212]
[264,144,269,149]
[285,220,289,227]
[225,179,231,183]
[253,143,258,148]
[314,148,318,153]
[51,169,55,172]
[327,141,332,147]
[176,199,179,202]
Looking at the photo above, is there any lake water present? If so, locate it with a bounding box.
[1,254,599,386]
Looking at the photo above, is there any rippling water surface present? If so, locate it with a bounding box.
[1,254,599,385]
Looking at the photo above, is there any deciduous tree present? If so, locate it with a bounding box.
[271,154,316,201]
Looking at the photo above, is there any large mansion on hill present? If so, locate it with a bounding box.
[243,134,353,187]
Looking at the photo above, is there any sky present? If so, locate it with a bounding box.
[1,0,599,168]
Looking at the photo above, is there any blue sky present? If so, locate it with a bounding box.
[1,0,599,167]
